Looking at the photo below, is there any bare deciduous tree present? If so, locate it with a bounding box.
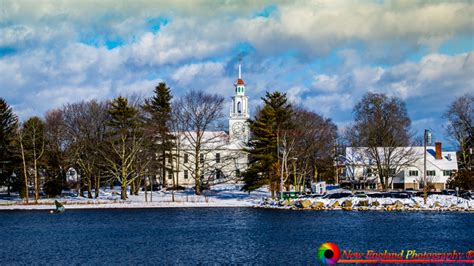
[43,109,68,196]
[17,126,29,203]
[21,117,46,203]
[445,94,473,190]
[444,94,473,170]
[174,90,224,195]
[287,108,337,192]
[62,100,109,198]
[346,93,416,190]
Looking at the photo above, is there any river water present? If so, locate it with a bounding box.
[0,208,472,264]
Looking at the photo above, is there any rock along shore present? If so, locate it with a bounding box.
[256,195,474,212]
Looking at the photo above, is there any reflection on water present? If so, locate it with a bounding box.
[0,208,472,264]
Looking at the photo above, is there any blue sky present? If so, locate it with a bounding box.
[1,0,473,149]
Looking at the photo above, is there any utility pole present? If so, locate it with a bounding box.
[333,137,338,185]
[423,129,431,204]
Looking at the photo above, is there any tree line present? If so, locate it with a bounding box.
[241,91,473,197]
[0,83,228,201]
[0,86,472,202]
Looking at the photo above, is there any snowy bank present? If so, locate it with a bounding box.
[258,195,474,212]
[0,183,269,210]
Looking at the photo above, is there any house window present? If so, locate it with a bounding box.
[167,170,173,180]
[443,170,452,176]
[389,168,396,175]
[184,153,188,163]
[200,154,204,164]
[409,170,418,176]
[184,170,188,179]
[427,170,436,176]
[216,153,220,163]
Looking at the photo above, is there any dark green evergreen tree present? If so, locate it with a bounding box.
[242,91,293,197]
[108,96,139,133]
[0,98,19,196]
[106,96,142,200]
[144,82,174,188]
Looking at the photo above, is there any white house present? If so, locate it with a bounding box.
[166,65,250,187]
[343,142,458,190]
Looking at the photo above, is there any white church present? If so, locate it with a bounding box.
[166,65,250,187]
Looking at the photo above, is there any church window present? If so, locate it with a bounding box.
[184,153,188,163]
[216,153,221,163]
[237,102,241,113]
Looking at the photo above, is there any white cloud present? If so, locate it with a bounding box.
[2,1,472,62]
[312,74,340,92]
[302,93,353,117]
[286,86,308,104]
[1,0,472,137]
[171,62,225,85]
[238,1,473,57]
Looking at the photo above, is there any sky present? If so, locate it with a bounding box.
[1,0,473,149]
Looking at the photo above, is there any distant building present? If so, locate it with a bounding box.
[66,167,79,183]
[167,65,250,187]
[342,142,458,190]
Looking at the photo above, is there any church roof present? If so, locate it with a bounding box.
[235,78,245,85]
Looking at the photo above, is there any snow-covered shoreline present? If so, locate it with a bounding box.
[0,201,255,210]
[2,184,473,212]
[257,195,474,212]
[0,183,265,210]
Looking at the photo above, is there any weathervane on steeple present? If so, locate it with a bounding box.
[238,54,243,79]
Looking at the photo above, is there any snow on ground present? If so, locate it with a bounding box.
[0,183,270,210]
[2,184,473,211]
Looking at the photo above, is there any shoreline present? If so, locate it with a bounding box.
[254,205,474,212]
[0,201,255,211]
[0,201,255,210]
[1,202,474,212]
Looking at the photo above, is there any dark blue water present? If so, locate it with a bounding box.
[0,208,473,264]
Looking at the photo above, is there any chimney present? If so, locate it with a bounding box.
[435,142,442,160]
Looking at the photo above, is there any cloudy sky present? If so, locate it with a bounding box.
[1,0,473,147]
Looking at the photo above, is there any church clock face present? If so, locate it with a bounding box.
[232,122,245,135]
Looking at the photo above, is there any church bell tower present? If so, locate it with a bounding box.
[229,64,249,142]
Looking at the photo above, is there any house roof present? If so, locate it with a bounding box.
[345,146,458,170]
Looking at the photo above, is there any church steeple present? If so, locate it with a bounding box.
[234,63,246,96]
[229,63,249,141]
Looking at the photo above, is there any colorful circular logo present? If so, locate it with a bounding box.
[318,242,340,265]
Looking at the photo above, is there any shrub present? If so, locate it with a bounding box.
[43,179,63,197]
